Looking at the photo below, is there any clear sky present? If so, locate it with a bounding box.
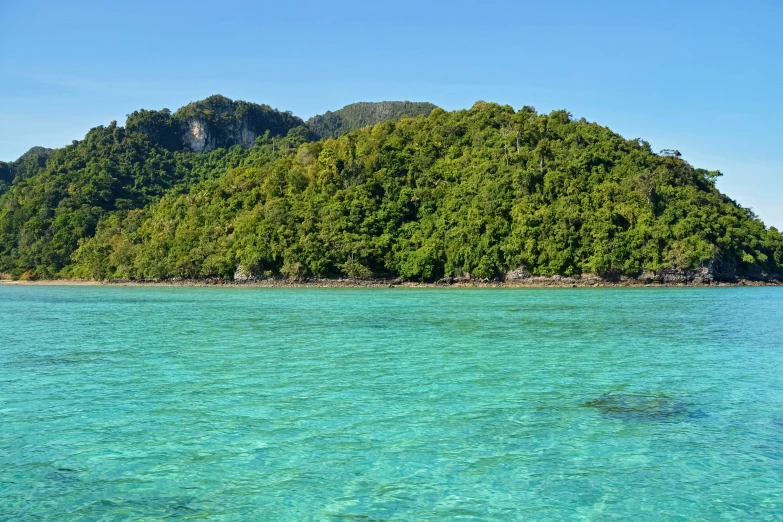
[1,0,781,227]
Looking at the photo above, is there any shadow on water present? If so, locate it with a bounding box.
[47,468,79,485]
[583,393,706,422]
[93,496,201,518]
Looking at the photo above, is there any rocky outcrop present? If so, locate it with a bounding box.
[238,123,257,148]
[181,118,261,153]
[505,266,532,281]
[171,95,304,153]
[636,259,758,284]
[183,118,214,153]
[233,264,265,282]
[637,267,714,284]
[502,260,780,285]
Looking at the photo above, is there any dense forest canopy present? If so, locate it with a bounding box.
[0,146,53,197]
[0,96,780,281]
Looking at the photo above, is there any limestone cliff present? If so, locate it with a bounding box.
[126,95,305,153]
[183,118,214,152]
[127,96,439,152]
[174,95,305,152]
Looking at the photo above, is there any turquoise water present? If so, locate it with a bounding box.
[1,286,782,520]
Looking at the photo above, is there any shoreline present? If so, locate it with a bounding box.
[1,277,780,288]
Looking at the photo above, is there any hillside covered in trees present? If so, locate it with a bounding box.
[0,96,780,282]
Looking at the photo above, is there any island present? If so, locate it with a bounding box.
[1,96,780,285]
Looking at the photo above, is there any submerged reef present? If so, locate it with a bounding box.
[584,393,696,421]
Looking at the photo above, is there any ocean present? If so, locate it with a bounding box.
[1,285,782,520]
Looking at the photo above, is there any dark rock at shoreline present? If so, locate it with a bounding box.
[7,271,780,288]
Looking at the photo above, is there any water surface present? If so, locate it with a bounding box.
[1,286,782,520]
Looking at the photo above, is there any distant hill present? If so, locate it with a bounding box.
[307,101,438,139]
[15,146,54,162]
[0,146,53,196]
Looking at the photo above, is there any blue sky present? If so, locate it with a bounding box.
[1,0,781,227]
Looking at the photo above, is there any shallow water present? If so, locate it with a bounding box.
[1,286,782,520]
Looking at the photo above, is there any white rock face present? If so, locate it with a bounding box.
[234,264,264,282]
[239,124,257,148]
[182,116,257,152]
[183,118,214,152]
[505,266,532,280]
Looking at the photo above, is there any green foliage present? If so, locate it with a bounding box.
[307,101,438,139]
[0,146,53,197]
[0,124,177,277]
[11,146,54,181]
[0,162,11,197]
[126,109,182,151]
[2,98,781,282]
